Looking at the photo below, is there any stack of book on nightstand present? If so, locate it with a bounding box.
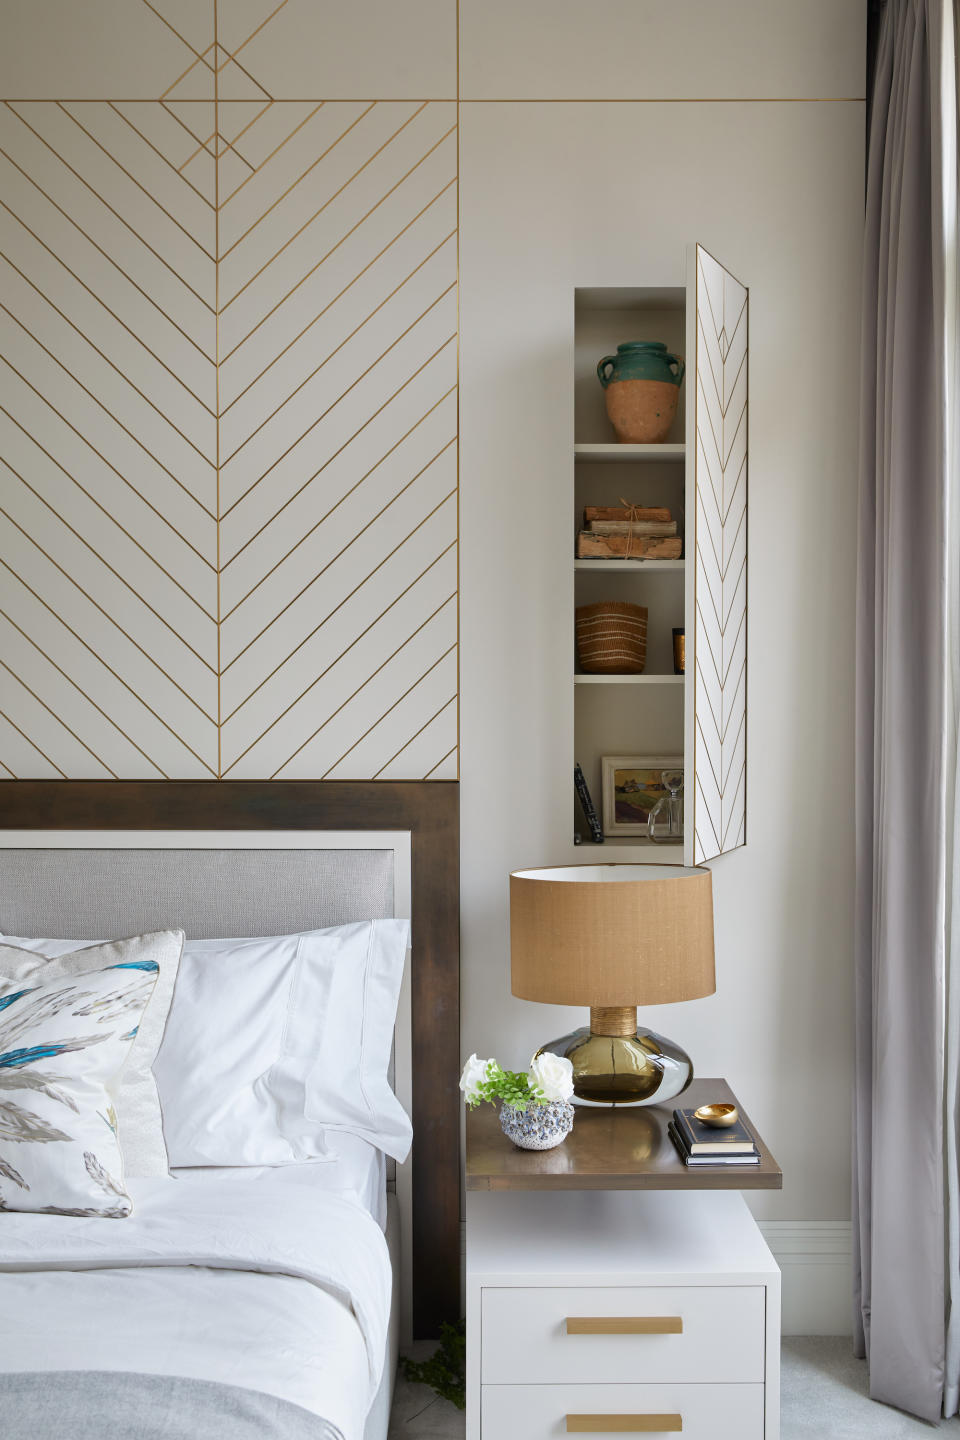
[668,1107,761,1167]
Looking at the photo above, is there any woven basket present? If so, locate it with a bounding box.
[576,601,648,674]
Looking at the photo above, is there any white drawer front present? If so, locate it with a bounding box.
[482,1382,765,1440]
[481,1285,765,1384]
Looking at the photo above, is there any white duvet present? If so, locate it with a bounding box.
[0,1163,391,1440]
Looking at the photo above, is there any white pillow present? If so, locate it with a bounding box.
[3,920,413,1166]
[0,931,184,1215]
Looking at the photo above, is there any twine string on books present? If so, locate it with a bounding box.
[619,497,643,561]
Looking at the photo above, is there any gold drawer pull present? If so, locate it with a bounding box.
[565,1317,683,1336]
[566,1415,682,1434]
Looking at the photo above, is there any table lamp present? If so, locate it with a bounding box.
[510,864,715,1106]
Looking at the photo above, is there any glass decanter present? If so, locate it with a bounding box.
[647,769,684,843]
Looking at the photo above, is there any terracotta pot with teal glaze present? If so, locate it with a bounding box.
[597,341,685,444]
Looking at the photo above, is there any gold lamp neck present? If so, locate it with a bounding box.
[589,1005,638,1038]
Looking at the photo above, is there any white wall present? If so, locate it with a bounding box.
[459,6,864,1329]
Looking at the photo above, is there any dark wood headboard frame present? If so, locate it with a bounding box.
[0,779,460,1339]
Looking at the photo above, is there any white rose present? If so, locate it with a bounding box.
[459,1053,492,1104]
[529,1051,574,1103]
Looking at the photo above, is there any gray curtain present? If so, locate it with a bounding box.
[854,0,950,1422]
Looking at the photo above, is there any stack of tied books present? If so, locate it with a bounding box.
[576,505,682,560]
[668,1107,760,1167]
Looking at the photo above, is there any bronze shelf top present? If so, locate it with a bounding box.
[465,1077,782,1192]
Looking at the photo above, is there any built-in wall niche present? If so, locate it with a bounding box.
[571,248,749,866]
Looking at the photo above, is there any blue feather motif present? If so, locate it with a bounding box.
[0,989,37,1013]
[110,961,159,972]
[0,1043,78,1069]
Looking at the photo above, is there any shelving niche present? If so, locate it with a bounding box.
[572,248,748,867]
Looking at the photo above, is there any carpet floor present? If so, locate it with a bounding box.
[388,1337,960,1438]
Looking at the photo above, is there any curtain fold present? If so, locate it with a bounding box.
[942,0,960,1416]
[854,0,951,1422]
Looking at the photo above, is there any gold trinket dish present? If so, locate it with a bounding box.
[694,1102,739,1128]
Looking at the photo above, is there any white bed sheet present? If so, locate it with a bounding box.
[172,1132,389,1231]
[0,1159,392,1440]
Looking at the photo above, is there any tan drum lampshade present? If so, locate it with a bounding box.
[510,864,715,1007]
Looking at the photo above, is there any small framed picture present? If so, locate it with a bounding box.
[601,755,684,837]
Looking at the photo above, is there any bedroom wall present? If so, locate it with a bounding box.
[1,1,866,1332]
[457,4,865,1335]
[0,1,458,781]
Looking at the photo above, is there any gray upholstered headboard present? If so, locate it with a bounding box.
[0,780,460,1342]
[0,846,394,939]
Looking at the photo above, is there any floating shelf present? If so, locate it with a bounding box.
[575,558,685,572]
[574,443,685,463]
[574,673,683,685]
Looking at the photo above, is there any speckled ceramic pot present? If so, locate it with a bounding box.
[597,341,685,444]
[499,1099,575,1150]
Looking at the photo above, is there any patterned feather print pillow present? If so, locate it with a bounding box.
[0,931,184,1217]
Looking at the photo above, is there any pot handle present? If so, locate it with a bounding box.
[665,353,686,385]
[597,356,616,388]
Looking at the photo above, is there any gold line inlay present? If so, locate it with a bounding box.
[222,100,373,226]
[222,229,454,467]
[139,0,205,62]
[222,398,454,620]
[7,104,216,314]
[0,295,217,520]
[219,100,377,256]
[221,332,454,532]
[221,101,425,302]
[0,193,216,417]
[223,582,455,774]
[225,52,273,104]
[221,116,454,357]
[0,245,217,471]
[0,502,219,731]
[423,743,456,780]
[371,693,455,779]
[161,99,216,151]
[215,0,222,777]
[222,531,455,746]
[178,128,218,172]
[159,53,211,104]
[0,654,118,777]
[314,642,456,781]
[221,277,454,474]
[211,97,273,157]
[0,439,218,674]
[221,442,455,685]
[216,101,324,212]
[0,704,66,777]
[0,138,216,365]
[222,479,455,695]
[220,176,455,413]
[57,103,217,263]
[0,352,218,580]
[0,600,168,777]
[108,102,215,210]
[229,0,292,61]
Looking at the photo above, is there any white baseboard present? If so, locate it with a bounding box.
[759,1222,852,1336]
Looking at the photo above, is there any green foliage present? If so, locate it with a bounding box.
[400,1319,466,1410]
[465,1060,547,1109]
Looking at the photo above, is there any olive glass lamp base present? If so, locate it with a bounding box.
[536,1006,693,1107]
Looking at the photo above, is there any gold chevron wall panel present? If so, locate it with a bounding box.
[692,244,747,862]
[0,1,459,781]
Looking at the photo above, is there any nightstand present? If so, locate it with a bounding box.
[465,1079,782,1440]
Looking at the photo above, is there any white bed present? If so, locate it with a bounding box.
[0,826,422,1440]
